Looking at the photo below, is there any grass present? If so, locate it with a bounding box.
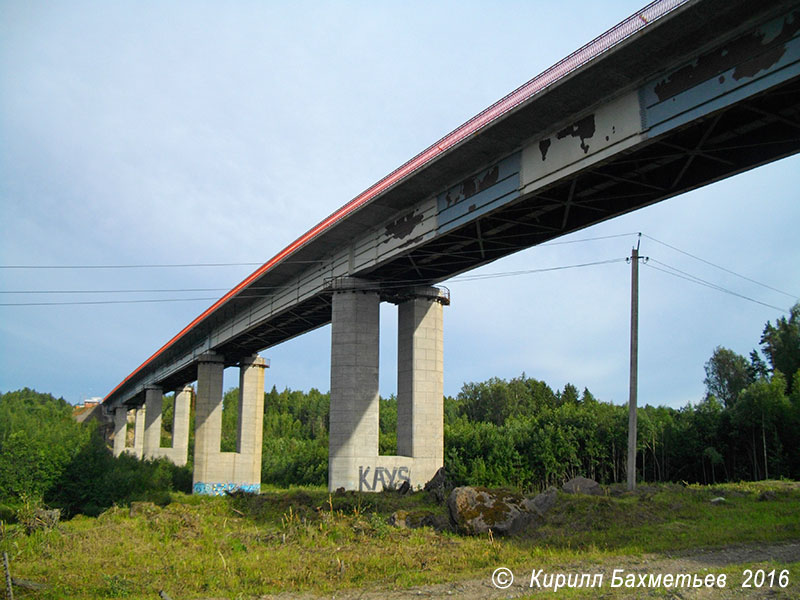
[1,481,798,599]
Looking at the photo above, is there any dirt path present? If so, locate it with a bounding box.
[254,540,800,599]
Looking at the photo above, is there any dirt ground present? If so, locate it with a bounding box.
[249,540,800,599]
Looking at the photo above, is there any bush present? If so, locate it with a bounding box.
[1,389,191,518]
[46,428,192,516]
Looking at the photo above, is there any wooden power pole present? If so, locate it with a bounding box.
[627,242,640,491]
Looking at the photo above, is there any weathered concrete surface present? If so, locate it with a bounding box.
[169,385,192,467]
[142,385,163,460]
[193,352,265,494]
[397,290,444,487]
[131,406,145,459]
[142,384,191,466]
[112,407,127,457]
[328,283,447,492]
[328,286,381,492]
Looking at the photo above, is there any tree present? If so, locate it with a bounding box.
[760,303,800,394]
[747,350,769,381]
[734,373,790,480]
[703,346,752,408]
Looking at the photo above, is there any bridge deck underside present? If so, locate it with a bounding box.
[124,73,800,403]
[371,75,800,284]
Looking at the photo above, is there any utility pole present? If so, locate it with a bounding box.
[627,238,641,492]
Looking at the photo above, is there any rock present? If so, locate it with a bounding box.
[424,467,453,504]
[389,510,410,528]
[389,510,450,531]
[522,487,558,516]
[562,476,603,496]
[448,486,536,536]
[419,513,452,531]
[710,496,726,504]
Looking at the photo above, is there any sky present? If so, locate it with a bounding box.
[1,1,798,410]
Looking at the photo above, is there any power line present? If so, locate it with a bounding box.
[447,258,627,282]
[1,232,793,314]
[0,260,342,270]
[0,232,640,271]
[0,288,230,295]
[0,297,219,307]
[541,232,640,247]
[644,259,789,312]
[0,258,628,305]
[642,233,797,299]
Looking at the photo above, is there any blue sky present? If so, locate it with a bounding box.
[2,1,798,408]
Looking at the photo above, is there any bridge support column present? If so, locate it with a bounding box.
[112,407,127,457]
[193,352,266,495]
[328,283,380,491]
[143,385,163,460]
[327,281,447,492]
[397,288,444,486]
[132,405,145,459]
[141,385,191,466]
[170,385,192,467]
[235,356,267,485]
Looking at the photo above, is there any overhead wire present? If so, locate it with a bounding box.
[642,233,797,299]
[0,260,320,270]
[0,297,220,307]
[1,233,793,314]
[0,232,639,272]
[0,257,628,305]
[644,259,789,312]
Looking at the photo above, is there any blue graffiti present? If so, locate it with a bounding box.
[193,482,260,495]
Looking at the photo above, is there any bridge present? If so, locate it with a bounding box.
[103,0,800,493]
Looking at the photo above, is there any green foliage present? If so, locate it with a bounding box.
[258,386,331,486]
[0,388,89,500]
[760,302,800,393]
[2,306,797,515]
[46,427,192,516]
[2,481,799,600]
[0,389,191,517]
[704,346,752,407]
[379,395,397,455]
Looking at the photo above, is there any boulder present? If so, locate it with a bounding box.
[448,486,539,535]
[389,510,410,528]
[522,487,558,516]
[424,467,453,504]
[562,476,603,496]
[389,510,451,531]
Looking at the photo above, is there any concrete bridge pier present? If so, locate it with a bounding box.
[142,385,163,460]
[192,352,267,494]
[132,405,145,458]
[170,386,192,466]
[328,283,381,491]
[112,407,127,457]
[141,384,192,466]
[328,280,446,492]
[396,288,444,486]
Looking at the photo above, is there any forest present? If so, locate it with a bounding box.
[0,303,797,517]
